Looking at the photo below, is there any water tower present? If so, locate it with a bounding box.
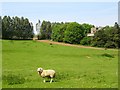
[36,20,41,35]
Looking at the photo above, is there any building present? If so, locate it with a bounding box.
[33,20,41,40]
[36,20,41,35]
[87,26,102,37]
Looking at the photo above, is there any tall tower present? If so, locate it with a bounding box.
[36,20,41,35]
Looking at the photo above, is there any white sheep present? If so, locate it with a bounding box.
[37,67,55,83]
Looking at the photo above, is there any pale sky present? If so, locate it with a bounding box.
[0,0,119,2]
[1,1,119,33]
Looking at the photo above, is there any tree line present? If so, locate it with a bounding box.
[38,21,93,44]
[91,22,120,48]
[39,21,120,48]
[1,16,119,48]
[2,16,33,39]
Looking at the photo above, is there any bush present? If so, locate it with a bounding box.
[104,41,117,48]
[80,37,91,45]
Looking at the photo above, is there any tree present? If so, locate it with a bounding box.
[2,16,33,39]
[13,16,21,39]
[91,22,120,48]
[80,37,91,45]
[111,22,120,48]
[81,23,93,37]
[51,22,68,42]
[2,16,13,39]
[21,18,33,39]
[46,21,52,39]
[64,22,84,44]
[39,20,52,39]
[0,16,2,39]
[91,29,107,47]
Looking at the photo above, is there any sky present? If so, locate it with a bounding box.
[1,1,119,32]
[0,0,119,2]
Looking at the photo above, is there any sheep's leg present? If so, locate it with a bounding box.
[50,78,53,83]
[43,79,46,83]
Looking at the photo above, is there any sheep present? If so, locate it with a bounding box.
[37,67,55,83]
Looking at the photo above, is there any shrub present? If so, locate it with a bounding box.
[104,41,117,48]
[80,37,91,45]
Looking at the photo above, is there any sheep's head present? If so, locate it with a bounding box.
[37,68,43,74]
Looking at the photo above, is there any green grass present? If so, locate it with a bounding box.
[2,40,118,88]
[0,40,2,89]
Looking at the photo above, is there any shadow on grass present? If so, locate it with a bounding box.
[3,74,25,85]
[101,53,114,58]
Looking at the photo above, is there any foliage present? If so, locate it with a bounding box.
[80,36,91,45]
[81,23,93,37]
[104,41,117,48]
[43,22,93,44]
[2,15,119,49]
[38,20,52,39]
[91,29,107,47]
[64,22,84,44]
[0,16,2,39]
[92,22,120,48]
[2,16,33,39]
[51,22,68,42]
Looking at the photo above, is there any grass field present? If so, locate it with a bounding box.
[2,40,118,88]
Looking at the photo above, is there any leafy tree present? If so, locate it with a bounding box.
[91,22,120,48]
[2,16,13,39]
[13,16,21,39]
[64,22,84,44]
[51,22,68,42]
[81,23,93,37]
[91,29,107,47]
[51,24,61,41]
[2,16,33,39]
[46,21,52,39]
[80,37,91,45]
[39,20,52,39]
[21,18,33,39]
[112,22,120,48]
[104,41,116,48]
[0,16,2,39]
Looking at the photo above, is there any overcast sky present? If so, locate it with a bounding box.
[1,1,118,29]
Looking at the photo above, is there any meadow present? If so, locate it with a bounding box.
[2,40,118,88]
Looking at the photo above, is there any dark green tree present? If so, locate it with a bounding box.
[110,22,120,48]
[64,22,84,44]
[2,16,13,39]
[2,16,33,39]
[91,28,107,47]
[51,22,68,42]
[80,37,91,45]
[92,22,119,48]
[82,23,93,37]
[0,16,2,39]
[39,20,52,39]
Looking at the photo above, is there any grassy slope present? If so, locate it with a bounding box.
[2,40,118,88]
[0,40,2,89]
